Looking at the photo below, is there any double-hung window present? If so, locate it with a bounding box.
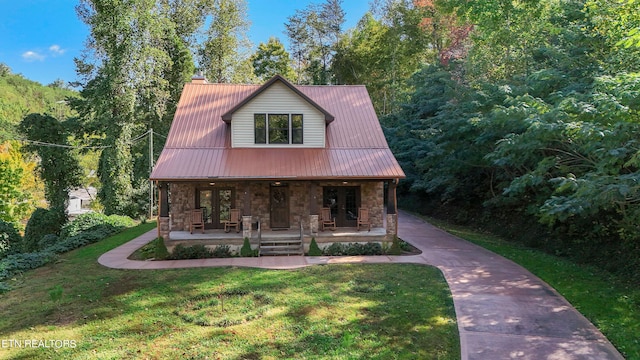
[254,113,303,145]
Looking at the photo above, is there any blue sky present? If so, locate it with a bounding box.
[0,0,370,87]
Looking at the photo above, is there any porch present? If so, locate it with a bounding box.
[165,226,389,254]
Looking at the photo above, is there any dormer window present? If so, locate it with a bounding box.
[254,113,304,145]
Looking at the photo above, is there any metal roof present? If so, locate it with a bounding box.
[151,76,405,181]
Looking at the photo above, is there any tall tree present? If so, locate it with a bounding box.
[198,0,253,83]
[251,37,295,81]
[73,0,208,216]
[285,0,345,84]
[0,142,35,225]
[333,1,436,114]
[19,114,82,221]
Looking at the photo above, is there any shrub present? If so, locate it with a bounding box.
[170,244,214,260]
[154,237,169,260]
[0,220,22,259]
[23,208,64,252]
[308,237,322,256]
[60,212,135,239]
[322,242,383,256]
[240,237,255,257]
[323,242,346,256]
[38,234,59,250]
[388,236,403,255]
[212,245,233,258]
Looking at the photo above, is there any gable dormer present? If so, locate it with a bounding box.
[221,75,334,148]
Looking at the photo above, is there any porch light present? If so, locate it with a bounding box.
[342,181,348,185]
[273,181,281,186]
[209,182,216,186]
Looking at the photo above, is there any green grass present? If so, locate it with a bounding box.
[0,223,459,359]
[424,216,640,359]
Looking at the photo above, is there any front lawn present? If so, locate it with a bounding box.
[0,223,459,359]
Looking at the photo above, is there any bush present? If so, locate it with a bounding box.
[212,245,233,258]
[60,212,135,239]
[170,244,214,260]
[23,208,65,252]
[155,237,169,260]
[38,234,58,250]
[307,237,322,256]
[0,251,56,283]
[388,236,403,255]
[240,237,256,257]
[321,242,383,256]
[0,220,22,259]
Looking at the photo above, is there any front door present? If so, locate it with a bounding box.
[197,188,234,229]
[323,186,361,227]
[270,185,290,229]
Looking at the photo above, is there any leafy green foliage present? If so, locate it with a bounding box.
[0,220,21,259]
[170,244,213,259]
[285,0,345,84]
[307,237,322,256]
[0,142,36,224]
[20,113,82,220]
[251,37,295,81]
[240,237,256,257]
[0,212,135,290]
[322,242,383,256]
[23,208,65,253]
[385,0,640,281]
[388,236,402,255]
[60,212,135,239]
[155,237,170,260]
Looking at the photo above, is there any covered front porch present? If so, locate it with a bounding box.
[165,226,389,254]
[156,178,400,252]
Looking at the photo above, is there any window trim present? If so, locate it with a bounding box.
[253,113,304,145]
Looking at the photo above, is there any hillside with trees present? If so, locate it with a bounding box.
[0,65,79,226]
[376,0,640,282]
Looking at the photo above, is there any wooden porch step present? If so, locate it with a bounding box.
[259,248,304,256]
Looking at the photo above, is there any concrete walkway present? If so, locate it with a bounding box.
[98,210,623,360]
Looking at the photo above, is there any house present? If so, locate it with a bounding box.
[150,75,405,251]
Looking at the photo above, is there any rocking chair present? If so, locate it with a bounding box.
[320,207,336,231]
[357,208,371,232]
[190,209,204,234]
[224,209,241,233]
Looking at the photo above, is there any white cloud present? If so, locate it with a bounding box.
[49,44,65,56]
[22,51,45,62]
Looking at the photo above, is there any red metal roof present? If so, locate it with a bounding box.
[151,77,405,181]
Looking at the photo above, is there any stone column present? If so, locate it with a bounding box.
[386,179,398,237]
[310,214,319,235]
[158,182,170,240]
[242,216,252,239]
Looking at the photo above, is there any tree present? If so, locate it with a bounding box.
[251,37,295,81]
[333,1,436,114]
[73,0,209,216]
[285,0,345,84]
[0,142,34,225]
[198,0,253,83]
[19,114,82,220]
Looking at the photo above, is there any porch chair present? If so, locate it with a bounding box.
[320,207,336,231]
[224,209,241,233]
[190,209,204,234]
[357,207,371,232]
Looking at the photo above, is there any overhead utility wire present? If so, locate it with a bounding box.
[13,129,166,150]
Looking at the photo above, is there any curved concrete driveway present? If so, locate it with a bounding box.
[99,210,623,360]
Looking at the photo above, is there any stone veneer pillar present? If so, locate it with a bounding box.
[242,216,252,239]
[159,216,170,241]
[309,214,319,234]
[386,214,398,237]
